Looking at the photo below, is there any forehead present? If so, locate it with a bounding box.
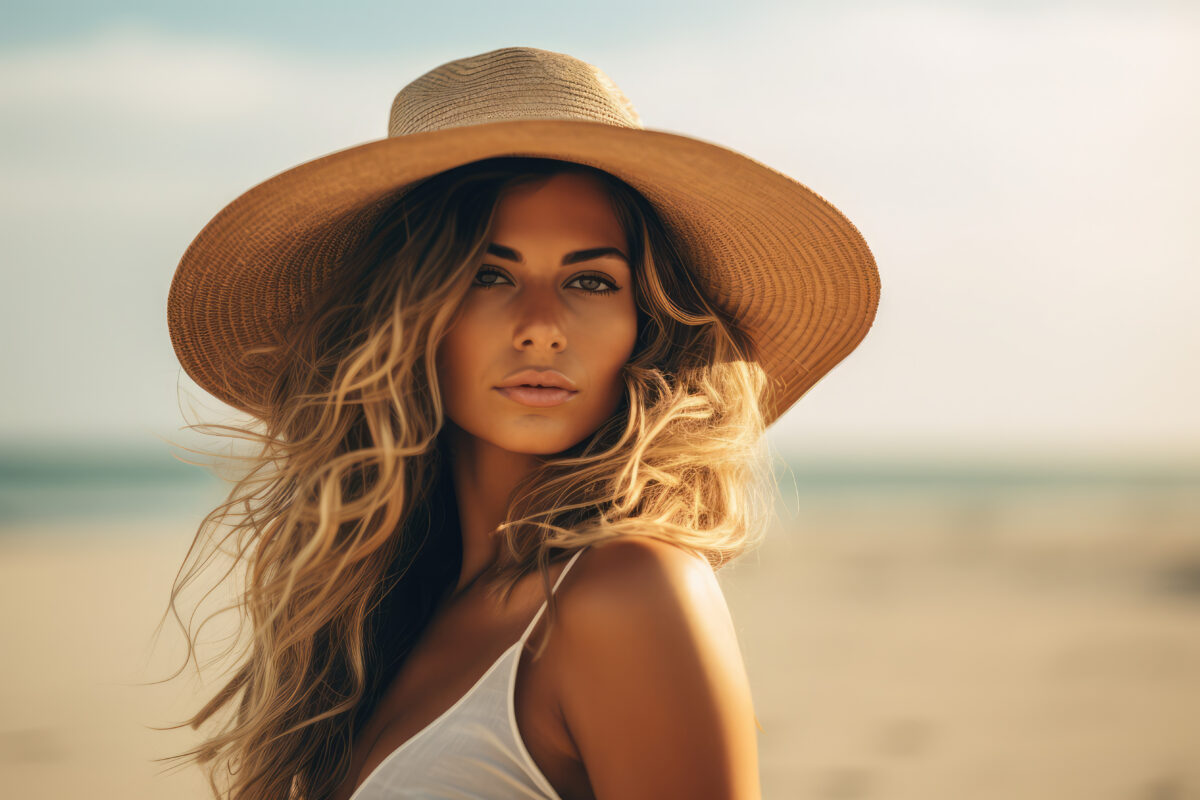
[491,172,625,244]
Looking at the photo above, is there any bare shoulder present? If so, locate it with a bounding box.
[554,536,761,799]
[561,537,733,634]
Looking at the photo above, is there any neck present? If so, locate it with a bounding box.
[443,424,542,596]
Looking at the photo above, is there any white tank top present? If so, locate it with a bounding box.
[348,546,588,800]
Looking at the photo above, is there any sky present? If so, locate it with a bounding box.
[1,0,1197,462]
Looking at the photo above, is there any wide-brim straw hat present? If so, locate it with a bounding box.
[167,46,880,426]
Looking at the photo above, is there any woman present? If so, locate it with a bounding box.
[158,47,879,799]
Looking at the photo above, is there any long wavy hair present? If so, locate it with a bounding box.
[151,155,776,800]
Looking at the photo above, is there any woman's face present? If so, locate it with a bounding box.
[436,171,638,456]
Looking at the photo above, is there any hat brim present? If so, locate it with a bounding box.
[167,118,879,425]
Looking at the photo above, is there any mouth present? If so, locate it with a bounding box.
[494,385,579,408]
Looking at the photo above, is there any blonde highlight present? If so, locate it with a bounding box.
[149,156,777,799]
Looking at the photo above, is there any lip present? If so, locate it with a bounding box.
[497,368,578,391]
[494,386,578,407]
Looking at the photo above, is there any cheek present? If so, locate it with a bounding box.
[435,316,485,402]
[584,301,639,385]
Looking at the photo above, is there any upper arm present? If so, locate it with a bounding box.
[554,537,761,800]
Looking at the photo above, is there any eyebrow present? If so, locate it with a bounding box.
[485,243,629,266]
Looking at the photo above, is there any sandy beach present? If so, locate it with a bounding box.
[1,486,1198,799]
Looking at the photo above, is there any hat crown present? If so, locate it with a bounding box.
[388,47,643,137]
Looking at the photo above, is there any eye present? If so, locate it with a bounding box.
[473,267,621,295]
[565,273,620,295]
[473,267,512,288]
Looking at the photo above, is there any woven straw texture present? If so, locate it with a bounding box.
[167,47,880,426]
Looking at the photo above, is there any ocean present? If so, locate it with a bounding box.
[2,441,1197,530]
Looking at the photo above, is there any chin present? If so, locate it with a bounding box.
[489,423,593,456]
[446,407,595,456]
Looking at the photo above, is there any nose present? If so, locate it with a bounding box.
[511,287,567,353]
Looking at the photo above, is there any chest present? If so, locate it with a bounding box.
[329,587,594,800]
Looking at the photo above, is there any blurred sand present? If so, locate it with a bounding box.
[1,486,1198,799]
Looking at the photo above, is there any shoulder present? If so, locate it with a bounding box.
[563,535,720,614]
[553,537,761,799]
